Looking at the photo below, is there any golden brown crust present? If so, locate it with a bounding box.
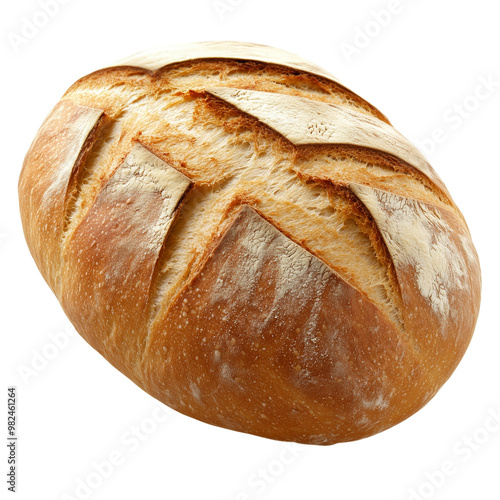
[144,205,428,444]
[350,184,481,376]
[18,42,481,445]
[59,143,192,382]
[19,100,105,293]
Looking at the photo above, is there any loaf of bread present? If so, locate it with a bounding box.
[18,41,481,445]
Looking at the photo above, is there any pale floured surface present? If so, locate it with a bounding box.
[351,183,470,318]
[209,205,333,315]
[112,41,341,84]
[112,143,192,251]
[207,87,444,191]
[63,141,192,284]
[41,102,103,205]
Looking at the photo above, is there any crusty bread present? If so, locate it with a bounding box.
[18,41,481,445]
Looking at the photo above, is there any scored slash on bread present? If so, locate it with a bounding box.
[18,41,481,444]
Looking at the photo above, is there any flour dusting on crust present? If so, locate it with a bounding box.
[351,183,467,317]
[109,143,191,251]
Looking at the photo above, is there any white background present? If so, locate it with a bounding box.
[1,0,499,499]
